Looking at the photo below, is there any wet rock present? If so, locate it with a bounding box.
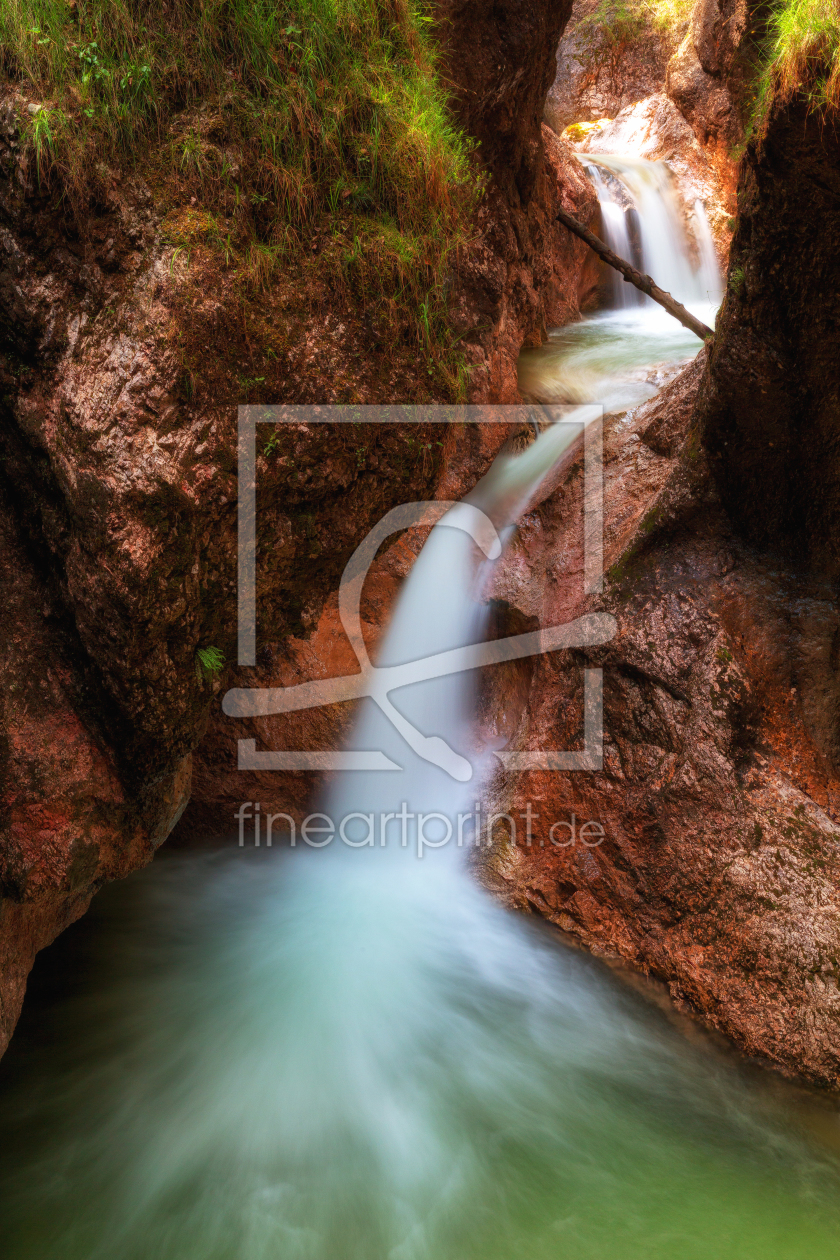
[475,354,840,1090]
[0,484,190,1055]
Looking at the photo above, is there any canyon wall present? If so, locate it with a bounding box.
[475,10,840,1088]
[477,357,840,1089]
[697,99,840,579]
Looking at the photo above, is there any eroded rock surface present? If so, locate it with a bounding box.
[666,0,749,189]
[438,0,599,397]
[476,358,840,1089]
[544,0,682,133]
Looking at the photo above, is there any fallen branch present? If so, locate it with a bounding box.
[556,206,714,342]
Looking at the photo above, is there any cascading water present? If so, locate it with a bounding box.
[2,422,840,1259]
[518,155,723,411]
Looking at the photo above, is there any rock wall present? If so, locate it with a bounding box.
[544,0,683,133]
[475,20,840,1088]
[438,0,599,398]
[697,98,840,579]
[476,358,840,1090]
[666,0,748,161]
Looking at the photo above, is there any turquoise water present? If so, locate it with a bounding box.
[2,423,837,1260]
[517,307,712,412]
[1,844,839,1260]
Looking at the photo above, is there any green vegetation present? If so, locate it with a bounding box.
[1,0,479,385]
[195,644,225,680]
[752,0,840,129]
[574,0,693,68]
[728,263,746,296]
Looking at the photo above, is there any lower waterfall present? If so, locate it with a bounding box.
[1,424,840,1260]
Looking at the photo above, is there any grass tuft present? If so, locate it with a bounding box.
[752,0,840,131]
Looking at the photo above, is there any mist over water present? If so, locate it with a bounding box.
[2,424,840,1259]
[518,154,722,411]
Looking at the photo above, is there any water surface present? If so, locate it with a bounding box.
[1,845,839,1260]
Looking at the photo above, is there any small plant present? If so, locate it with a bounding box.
[31,107,61,184]
[79,41,109,90]
[180,129,204,174]
[728,264,746,297]
[195,645,225,681]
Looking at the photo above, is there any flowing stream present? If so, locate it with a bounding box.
[2,425,840,1260]
[518,155,723,411]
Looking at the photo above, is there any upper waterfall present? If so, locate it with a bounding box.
[582,155,722,310]
[518,152,723,412]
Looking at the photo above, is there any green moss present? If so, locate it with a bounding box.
[728,264,746,297]
[640,505,663,535]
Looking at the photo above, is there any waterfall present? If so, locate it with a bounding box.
[693,197,724,305]
[3,416,840,1259]
[585,162,640,309]
[582,155,720,310]
[321,412,599,856]
[518,155,723,411]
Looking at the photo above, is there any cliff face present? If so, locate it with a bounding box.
[476,357,840,1089]
[438,0,600,397]
[697,99,840,577]
[474,21,840,1087]
[0,0,595,1054]
[545,0,683,132]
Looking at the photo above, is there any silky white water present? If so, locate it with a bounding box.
[2,423,840,1259]
[518,155,723,411]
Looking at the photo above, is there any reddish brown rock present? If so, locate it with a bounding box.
[665,0,749,199]
[0,485,190,1054]
[474,356,840,1089]
[544,0,685,132]
[439,0,600,399]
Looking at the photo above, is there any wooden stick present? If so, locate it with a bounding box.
[556,206,714,342]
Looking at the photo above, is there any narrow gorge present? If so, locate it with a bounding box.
[1,1,840,1256]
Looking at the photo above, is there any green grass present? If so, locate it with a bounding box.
[573,0,693,70]
[0,0,479,388]
[752,0,840,130]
